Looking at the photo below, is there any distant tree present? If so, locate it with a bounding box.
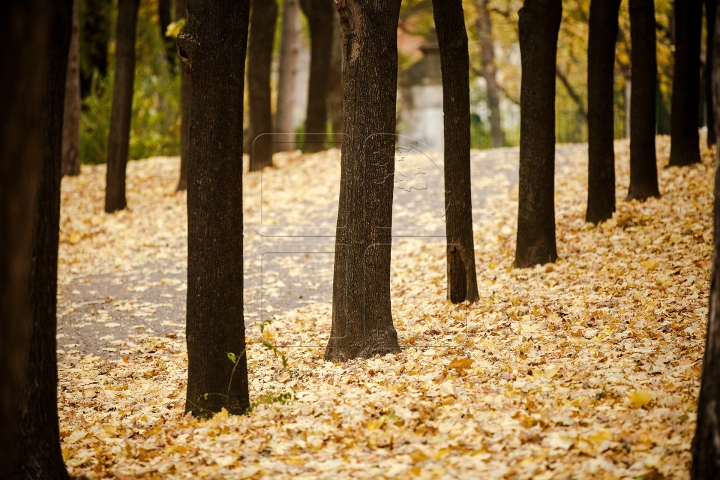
[14,0,73,477]
[692,7,720,468]
[325,0,403,361]
[514,0,561,268]
[327,8,344,136]
[275,0,302,150]
[299,0,334,152]
[668,0,703,167]
[432,0,480,303]
[247,0,278,171]
[104,0,140,213]
[586,0,621,224]
[177,0,251,415]
[0,2,48,474]
[706,0,717,147]
[158,0,176,64]
[176,0,190,191]
[474,0,504,148]
[79,0,112,98]
[62,0,82,177]
[626,0,660,200]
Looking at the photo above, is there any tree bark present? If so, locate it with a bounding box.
[79,0,112,98]
[0,2,48,474]
[104,0,139,213]
[62,0,82,177]
[432,0,479,304]
[692,6,720,466]
[177,0,250,416]
[474,0,504,148]
[327,8,344,136]
[299,0,334,152]
[247,0,278,171]
[627,0,660,200]
[706,0,717,147]
[275,0,302,149]
[159,0,176,65]
[325,0,403,362]
[586,0,621,224]
[176,0,189,191]
[514,0,561,268]
[668,0,703,167]
[14,0,73,478]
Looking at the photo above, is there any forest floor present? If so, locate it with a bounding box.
[57,137,713,479]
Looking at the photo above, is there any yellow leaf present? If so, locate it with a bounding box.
[448,358,474,371]
[641,260,659,270]
[367,416,386,430]
[410,449,430,462]
[588,429,613,445]
[629,389,653,409]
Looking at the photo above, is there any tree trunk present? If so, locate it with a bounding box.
[158,0,176,65]
[62,0,82,177]
[668,0,703,167]
[327,8,344,136]
[79,0,112,98]
[692,7,720,466]
[514,0,561,268]
[325,0,403,362]
[177,0,250,416]
[14,0,73,478]
[104,0,139,213]
[247,0,277,171]
[299,0,334,152]
[627,0,660,200]
[275,0,302,149]
[432,0,479,304]
[706,0,717,147]
[586,0,620,224]
[0,2,48,474]
[176,0,189,191]
[474,0,504,148]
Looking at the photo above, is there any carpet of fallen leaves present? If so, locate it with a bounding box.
[57,137,714,479]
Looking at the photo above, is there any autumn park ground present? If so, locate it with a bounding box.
[57,136,712,479]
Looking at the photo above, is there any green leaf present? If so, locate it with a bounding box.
[227,352,237,364]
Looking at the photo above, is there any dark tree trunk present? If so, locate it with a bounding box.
[668,0,703,167]
[299,0,334,152]
[475,0,504,148]
[275,0,302,150]
[62,0,82,177]
[627,0,660,200]
[0,2,48,474]
[177,0,250,416]
[692,7,720,467]
[707,0,717,147]
[586,0,620,224]
[327,8,343,136]
[79,0,112,98]
[325,0,403,362]
[104,0,139,213]
[159,0,176,65]
[14,0,73,478]
[247,0,278,171]
[432,0,479,304]
[176,0,189,191]
[514,0,561,268]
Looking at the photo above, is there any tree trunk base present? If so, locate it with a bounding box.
[324,333,402,362]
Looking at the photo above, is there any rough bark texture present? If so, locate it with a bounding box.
[104,0,139,213]
[159,0,176,65]
[432,0,479,304]
[275,0,302,149]
[62,0,82,177]
[669,0,703,167]
[707,0,717,147]
[0,2,48,474]
[79,0,111,98]
[474,0,504,148]
[176,0,189,191]
[627,0,660,200]
[325,0,403,362]
[515,0,561,268]
[586,0,620,223]
[327,8,344,136]
[14,1,73,478]
[248,0,278,171]
[299,0,334,152]
[177,0,250,416]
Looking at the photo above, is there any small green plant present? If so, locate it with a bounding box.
[245,391,294,415]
